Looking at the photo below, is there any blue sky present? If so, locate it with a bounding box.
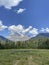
[0,0,49,37]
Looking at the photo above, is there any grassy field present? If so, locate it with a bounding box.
[0,49,49,65]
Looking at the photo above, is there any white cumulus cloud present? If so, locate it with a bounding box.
[40,28,49,33]
[8,24,24,35]
[17,8,26,14]
[29,28,38,37]
[8,24,32,37]
[22,26,32,34]
[8,24,39,38]
[0,20,7,31]
[0,0,22,9]
[40,28,45,32]
[45,28,49,33]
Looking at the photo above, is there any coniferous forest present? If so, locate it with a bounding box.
[0,36,49,49]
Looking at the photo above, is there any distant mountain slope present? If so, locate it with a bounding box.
[29,33,49,42]
[1,33,49,42]
[0,36,7,41]
[36,33,49,37]
[0,36,11,42]
[6,33,49,42]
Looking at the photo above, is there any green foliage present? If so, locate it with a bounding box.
[0,36,49,49]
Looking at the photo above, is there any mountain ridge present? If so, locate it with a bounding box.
[0,33,49,42]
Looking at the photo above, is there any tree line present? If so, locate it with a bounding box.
[0,38,49,49]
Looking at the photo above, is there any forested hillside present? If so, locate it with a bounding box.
[0,34,49,49]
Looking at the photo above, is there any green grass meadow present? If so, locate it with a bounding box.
[0,49,49,65]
